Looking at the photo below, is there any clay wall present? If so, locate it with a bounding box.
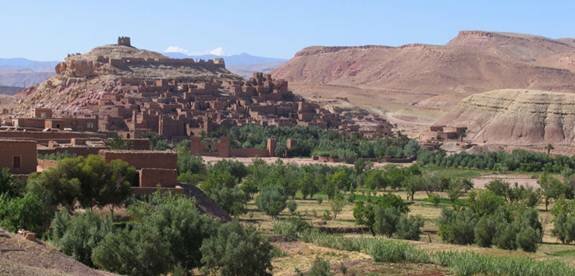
[38,146,104,157]
[0,130,104,142]
[34,108,53,119]
[125,139,151,150]
[0,140,37,174]
[45,117,98,132]
[99,150,177,170]
[13,118,45,129]
[139,168,178,188]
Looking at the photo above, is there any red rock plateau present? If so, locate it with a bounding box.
[273,31,575,134]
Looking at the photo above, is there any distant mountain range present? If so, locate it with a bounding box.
[0,58,57,90]
[164,52,286,78]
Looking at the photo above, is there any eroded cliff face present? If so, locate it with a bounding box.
[436,89,575,145]
[273,31,575,111]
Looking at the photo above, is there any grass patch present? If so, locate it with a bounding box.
[300,230,575,276]
[547,249,575,257]
[419,197,466,207]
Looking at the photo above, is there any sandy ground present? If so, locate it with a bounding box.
[472,174,540,189]
[201,156,412,168]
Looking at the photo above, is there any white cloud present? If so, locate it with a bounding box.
[164,46,226,57]
[209,47,225,56]
[164,46,189,54]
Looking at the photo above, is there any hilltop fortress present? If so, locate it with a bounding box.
[54,37,226,79]
[3,37,392,142]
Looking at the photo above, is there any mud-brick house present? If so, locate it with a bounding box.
[0,140,37,174]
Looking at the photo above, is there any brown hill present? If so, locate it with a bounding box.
[273,31,575,132]
[13,38,240,115]
[435,89,575,146]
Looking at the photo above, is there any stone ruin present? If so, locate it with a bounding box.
[117,36,132,47]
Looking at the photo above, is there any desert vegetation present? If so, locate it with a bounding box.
[4,140,575,274]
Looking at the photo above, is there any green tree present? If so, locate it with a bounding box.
[0,192,54,235]
[539,174,572,211]
[493,222,518,250]
[403,175,425,201]
[201,169,248,216]
[329,194,346,220]
[0,168,21,197]
[474,216,496,247]
[25,155,135,210]
[50,211,113,266]
[92,193,215,274]
[201,222,273,276]
[485,179,510,199]
[256,186,287,218]
[438,208,477,245]
[468,190,505,216]
[92,223,172,276]
[395,215,424,240]
[300,172,319,199]
[373,207,400,237]
[516,226,539,252]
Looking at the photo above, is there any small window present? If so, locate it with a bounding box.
[13,156,21,169]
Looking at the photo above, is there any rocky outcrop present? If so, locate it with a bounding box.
[436,89,575,145]
[12,39,239,115]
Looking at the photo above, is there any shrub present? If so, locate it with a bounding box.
[395,215,424,241]
[367,239,428,263]
[552,213,575,244]
[25,155,135,209]
[373,207,400,237]
[0,192,54,235]
[329,194,346,220]
[50,211,113,266]
[92,223,172,276]
[438,208,477,245]
[201,169,248,216]
[516,227,539,252]
[353,194,408,234]
[287,199,298,214]
[307,257,332,276]
[474,216,496,247]
[92,194,216,274]
[468,190,505,216]
[493,222,518,250]
[273,218,308,241]
[0,168,21,197]
[428,193,441,206]
[201,222,273,276]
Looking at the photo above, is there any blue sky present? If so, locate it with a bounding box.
[1,0,575,60]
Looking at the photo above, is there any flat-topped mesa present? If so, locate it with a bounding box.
[448,30,575,48]
[294,45,392,57]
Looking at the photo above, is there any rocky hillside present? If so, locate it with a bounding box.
[273,31,575,115]
[0,228,111,276]
[13,40,240,115]
[435,89,575,146]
